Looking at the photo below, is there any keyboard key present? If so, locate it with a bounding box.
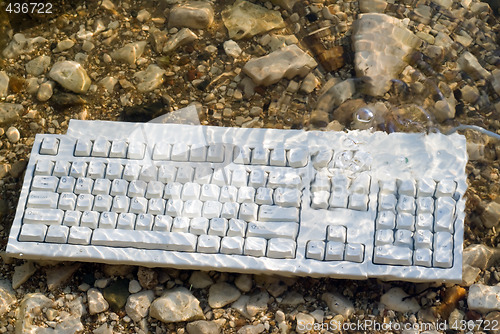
[396,213,414,231]
[146,181,165,199]
[164,182,182,200]
[311,174,330,192]
[81,211,99,229]
[311,191,329,209]
[19,224,47,242]
[92,179,111,195]
[92,137,110,157]
[117,213,136,230]
[379,179,397,194]
[414,229,433,249]
[203,201,222,219]
[27,191,59,209]
[325,241,344,261]
[416,197,434,214]
[246,222,298,239]
[87,162,106,179]
[415,213,434,231]
[194,166,211,184]
[123,163,141,181]
[267,171,301,189]
[111,179,129,196]
[197,235,221,253]
[45,225,69,243]
[40,137,60,155]
[397,178,416,196]
[68,226,92,245]
[181,183,201,201]
[270,147,287,166]
[212,169,230,186]
[69,161,87,178]
[163,232,197,252]
[379,194,397,212]
[183,200,203,218]
[58,193,77,210]
[287,148,308,167]
[255,187,273,205]
[109,140,128,158]
[248,170,266,188]
[344,243,364,262]
[148,198,165,215]
[433,232,453,268]
[231,168,248,187]
[273,188,301,207]
[312,149,333,169]
[267,238,296,259]
[396,195,415,214]
[348,193,369,211]
[153,215,171,231]
[207,143,224,163]
[350,173,370,194]
[220,185,238,202]
[306,241,325,260]
[209,218,228,236]
[127,142,145,159]
[436,179,456,197]
[394,230,413,247]
[244,237,267,257]
[238,187,255,203]
[227,219,246,237]
[200,184,220,201]
[376,211,396,229]
[375,230,393,246]
[136,214,154,230]
[258,205,298,222]
[53,161,70,177]
[251,147,269,165]
[221,237,244,254]
[239,203,258,221]
[413,248,432,267]
[74,139,92,156]
[166,199,183,216]
[190,217,209,235]
[63,211,81,226]
[190,144,207,162]
[171,143,190,161]
[417,177,435,197]
[328,191,348,209]
[153,143,171,160]
[76,194,94,211]
[233,146,251,164]
[105,162,123,180]
[130,197,148,214]
[111,195,129,213]
[139,165,157,182]
[221,202,239,219]
[159,165,178,183]
[176,166,194,183]
[434,197,455,233]
[99,212,117,229]
[374,245,412,265]
[75,177,94,194]
[327,225,346,243]
[128,180,147,197]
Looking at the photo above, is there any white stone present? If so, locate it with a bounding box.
[12,261,36,289]
[133,65,165,92]
[352,13,421,96]
[137,9,151,22]
[0,103,24,125]
[111,41,147,65]
[0,280,16,317]
[222,0,285,40]
[322,292,354,318]
[246,291,269,317]
[126,290,155,322]
[463,244,500,270]
[186,320,221,334]
[168,1,214,29]
[300,72,318,94]
[53,39,75,53]
[491,69,500,96]
[2,33,47,59]
[235,274,253,292]
[224,40,242,58]
[481,202,500,228]
[458,51,491,80]
[281,291,305,306]
[88,288,109,314]
[232,295,251,318]
[99,76,118,93]
[37,81,55,102]
[359,0,388,13]
[82,41,95,52]
[129,280,142,294]
[462,264,481,286]
[163,28,198,53]
[189,271,213,289]
[243,44,317,86]
[15,293,53,333]
[380,287,421,313]
[296,313,315,334]
[468,284,500,313]
[150,287,204,323]
[433,99,456,122]
[26,78,40,94]
[49,61,91,93]
[45,263,80,291]
[0,71,8,97]
[461,85,480,104]
[237,324,265,334]
[94,324,113,334]
[208,282,241,308]
[26,55,51,76]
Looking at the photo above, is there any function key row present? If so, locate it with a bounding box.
[379,178,457,198]
[233,146,308,168]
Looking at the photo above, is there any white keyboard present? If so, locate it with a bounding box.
[6,120,468,282]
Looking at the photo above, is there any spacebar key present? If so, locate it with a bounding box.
[92,229,197,252]
[373,245,412,265]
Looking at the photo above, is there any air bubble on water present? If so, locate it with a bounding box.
[355,107,374,123]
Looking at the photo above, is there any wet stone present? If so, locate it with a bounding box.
[46,263,80,291]
[208,282,241,308]
[37,81,54,102]
[12,261,37,289]
[481,201,500,228]
[6,126,20,143]
[380,288,421,313]
[186,320,221,334]
[235,274,253,292]
[50,93,87,107]
[49,61,91,94]
[150,287,204,323]
[164,28,198,53]
[88,288,110,314]
[134,65,166,92]
[111,41,147,65]
[168,1,214,30]
[296,313,315,334]
[468,284,500,312]
[224,40,242,58]
[189,271,213,289]
[53,38,75,53]
[103,278,130,312]
[0,71,9,97]
[322,292,355,318]
[125,290,155,322]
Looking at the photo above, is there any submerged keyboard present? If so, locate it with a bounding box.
[6,120,468,282]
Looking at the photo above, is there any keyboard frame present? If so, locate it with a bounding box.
[6,120,467,282]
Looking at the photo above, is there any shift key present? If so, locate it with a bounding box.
[258,205,299,222]
[24,208,64,225]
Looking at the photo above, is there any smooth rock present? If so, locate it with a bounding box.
[281,291,305,306]
[88,288,109,314]
[168,1,214,29]
[137,9,151,22]
[46,263,80,291]
[0,279,16,317]
[0,71,8,97]
[126,290,155,322]
[300,72,319,94]
[26,55,51,76]
[189,271,213,289]
[322,292,355,318]
[433,99,456,122]
[2,33,47,58]
[237,324,265,334]
[103,278,129,311]
[232,295,251,318]
[129,280,142,294]
[49,61,91,93]
[296,313,315,334]
[82,40,95,52]
[53,39,75,53]
[352,13,421,96]
[26,78,40,94]
[99,76,118,93]
[0,103,23,125]
[102,264,135,277]
[111,41,147,65]
[359,0,388,12]
[37,81,55,102]
[380,288,421,313]
[458,51,491,80]
[312,79,356,127]
[186,320,221,334]
[134,65,166,92]
[12,261,36,289]
[246,290,269,317]
[461,85,480,103]
[491,69,500,96]
[150,287,204,323]
[223,40,242,58]
[243,44,317,86]
[235,274,253,292]
[468,284,500,312]
[163,28,198,53]
[222,0,286,40]
[259,0,298,11]
[463,244,500,270]
[482,201,500,228]
[94,324,113,334]
[208,282,241,308]
[15,293,53,334]
[6,126,20,143]
[462,264,481,286]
